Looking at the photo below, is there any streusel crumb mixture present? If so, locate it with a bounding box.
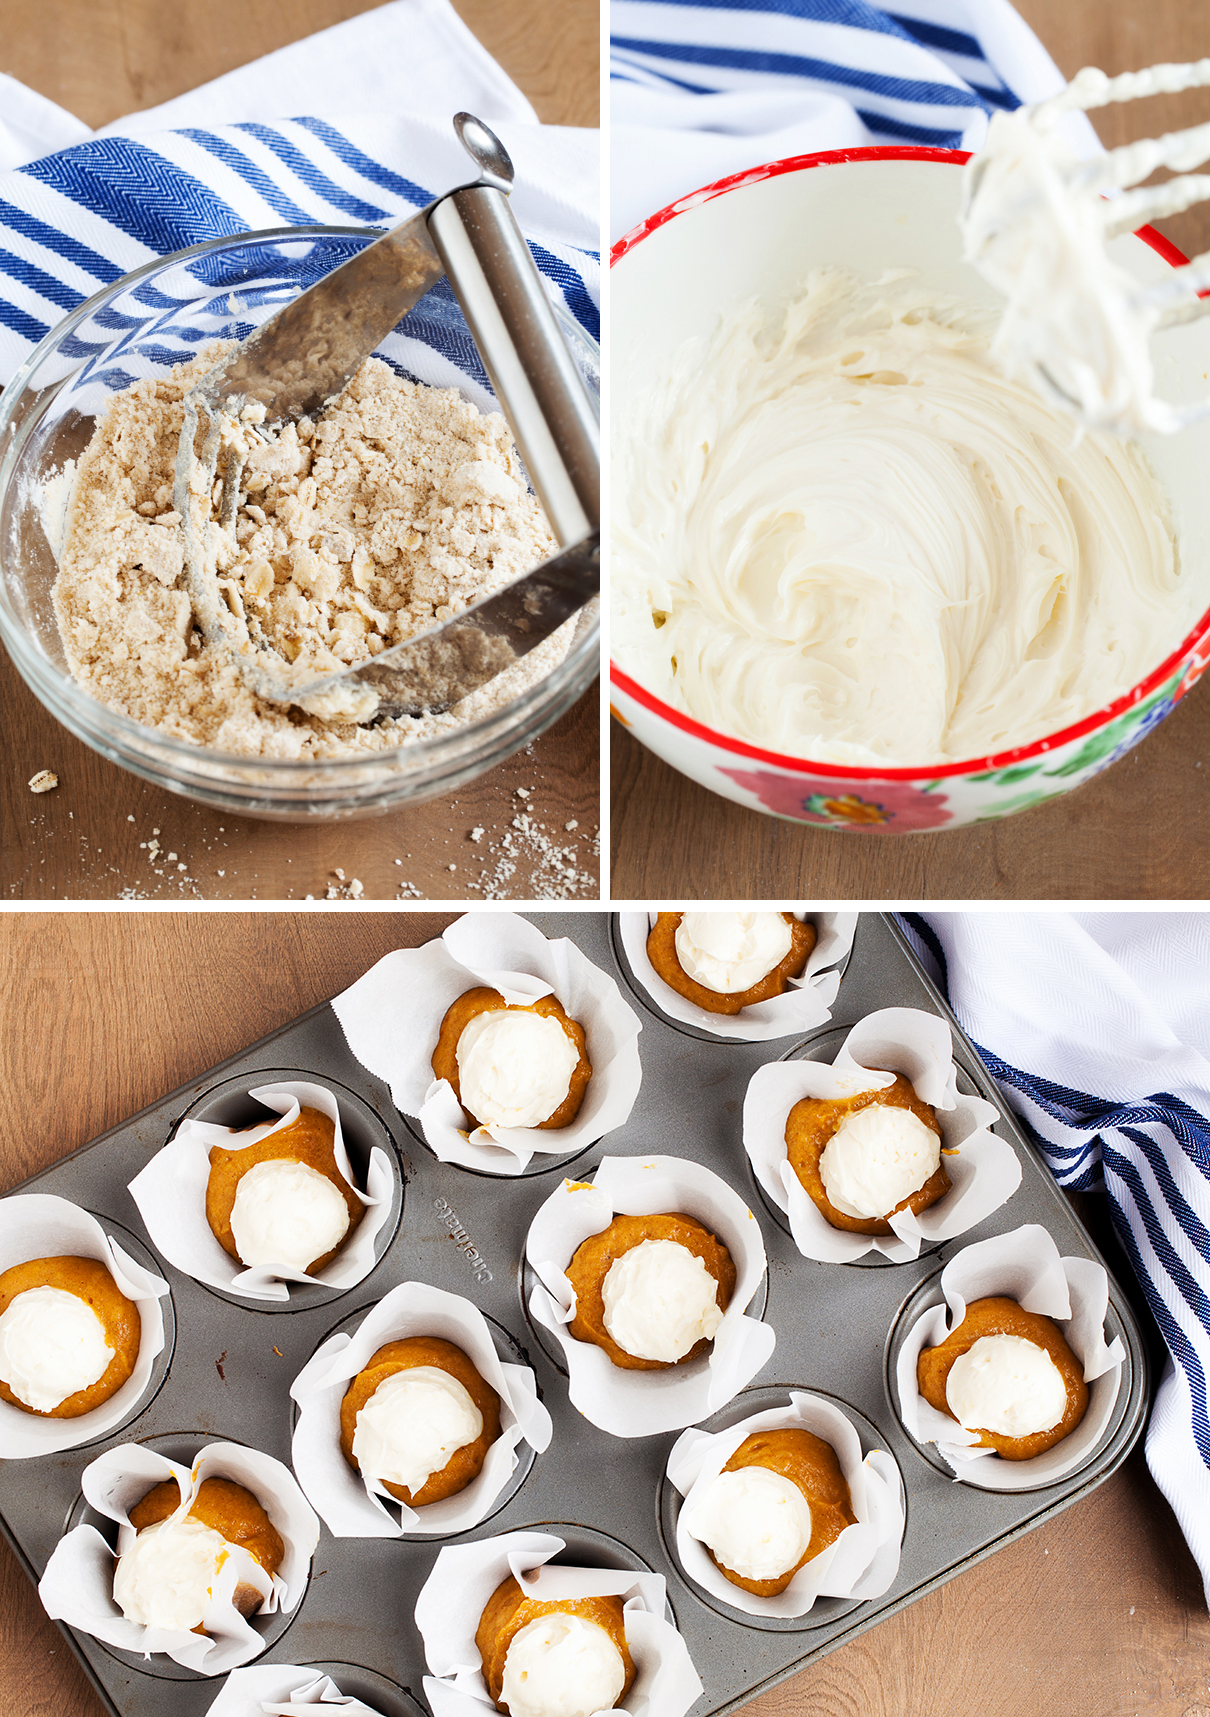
[52,348,566,758]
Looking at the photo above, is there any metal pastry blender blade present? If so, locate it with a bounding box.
[175,112,599,720]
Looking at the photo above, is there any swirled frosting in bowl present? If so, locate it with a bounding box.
[612,268,1203,767]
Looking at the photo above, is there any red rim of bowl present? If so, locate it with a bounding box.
[608,144,1210,783]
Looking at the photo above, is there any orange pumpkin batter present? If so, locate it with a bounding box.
[432,988,592,1130]
[916,1296,1089,1459]
[647,912,815,1015]
[785,1074,949,1235]
[566,1211,736,1371]
[710,1428,857,1597]
[129,1475,284,1623]
[339,1335,502,1507]
[205,1104,363,1273]
[0,1255,140,1418]
[475,1575,636,1714]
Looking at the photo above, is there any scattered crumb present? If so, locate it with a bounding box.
[470,826,485,842]
[28,770,58,794]
[565,819,578,831]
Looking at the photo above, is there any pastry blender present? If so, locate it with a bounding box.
[174,114,598,721]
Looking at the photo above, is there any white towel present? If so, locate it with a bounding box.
[900,910,1210,1608]
[610,0,1097,240]
[0,0,599,386]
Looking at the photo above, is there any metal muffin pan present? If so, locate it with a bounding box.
[0,912,1149,1717]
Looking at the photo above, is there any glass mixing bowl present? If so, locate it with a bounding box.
[0,227,599,821]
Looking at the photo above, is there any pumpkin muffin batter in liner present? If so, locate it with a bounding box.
[332,913,642,1175]
[0,1193,169,1460]
[290,1280,552,1538]
[128,1081,393,1303]
[667,1392,904,1619]
[744,1007,1019,1262]
[526,1155,775,1437]
[414,1529,702,1717]
[895,1224,1126,1490]
[206,1664,389,1717]
[38,1440,319,1674]
[618,912,857,1041]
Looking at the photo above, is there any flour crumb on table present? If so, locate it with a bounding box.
[27,769,58,794]
[51,346,573,757]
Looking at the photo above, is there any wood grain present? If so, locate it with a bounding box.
[0,0,601,901]
[0,913,1207,1717]
[609,0,1210,903]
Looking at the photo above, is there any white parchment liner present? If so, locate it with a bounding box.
[290,1280,553,1537]
[128,1081,394,1303]
[38,1440,321,1674]
[894,1224,1127,1491]
[0,1192,170,1458]
[744,1007,1020,1262]
[618,912,858,1040]
[207,1665,386,1717]
[667,1391,905,1618]
[526,1155,776,1437]
[331,913,643,1174]
[415,1530,703,1717]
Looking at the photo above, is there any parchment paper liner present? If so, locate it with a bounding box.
[894,1224,1127,1491]
[331,913,643,1174]
[415,1530,703,1717]
[38,1440,321,1674]
[128,1081,393,1303]
[290,1280,553,1537]
[667,1391,905,1618]
[618,912,858,1040]
[207,1665,386,1717]
[743,1007,1020,1262]
[526,1155,776,1438]
[0,1192,169,1457]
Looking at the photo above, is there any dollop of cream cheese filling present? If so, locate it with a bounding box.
[499,1611,627,1717]
[674,910,793,994]
[229,1157,351,1272]
[0,1284,114,1412]
[602,1238,723,1363]
[686,1465,813,1582]
[819,1103,942,1220]
[352,1365,484,1497]
[112,1514,234,1631]
[455,1009,578,1128]
[612,268,1194,766]
[945,1332,1069,1437]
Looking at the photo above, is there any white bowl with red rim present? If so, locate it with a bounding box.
[609,146,1210,834]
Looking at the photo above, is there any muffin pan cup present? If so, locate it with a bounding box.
[0,912,1148,1717]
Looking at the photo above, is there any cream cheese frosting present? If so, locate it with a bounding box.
[602,1237,723,1363]
[674,911,793,994]
[612,268,1197,766]
[351,1365,484,1496]
[0,1284,114,1412]
[112,1514,236,1631]
[946,1332,1068,1437]
[455,1009,578,1129]
[229,1157,351,1272]
[499,1611,627,1717]
[819,1104,941,1220]
[685,1465,813,1582]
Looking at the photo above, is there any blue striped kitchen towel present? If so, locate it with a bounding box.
[610,0,1096,239]
[899,910,1210,1606]
[0,0,599,394]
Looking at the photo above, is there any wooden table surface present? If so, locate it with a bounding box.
[610,0,1210,903]
[1,911,1208,1717]
[0,0,601,902]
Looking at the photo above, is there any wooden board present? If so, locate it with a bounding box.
[0,0,601,902]
[609,0,1210,902]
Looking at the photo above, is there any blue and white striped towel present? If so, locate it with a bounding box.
[610,0,1096,240]
[900,911,1210,1606]
[0,0,599,391]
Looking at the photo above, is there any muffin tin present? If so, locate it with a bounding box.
[0,912,1149,1717]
